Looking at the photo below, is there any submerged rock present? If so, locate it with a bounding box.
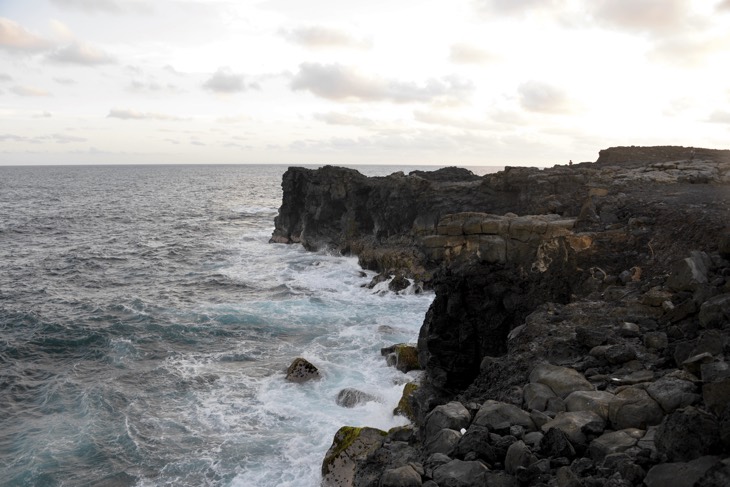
[335,388,378,408]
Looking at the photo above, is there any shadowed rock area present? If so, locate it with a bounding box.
[271,145,730,486]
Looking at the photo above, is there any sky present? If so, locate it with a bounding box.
[1,0,729,166]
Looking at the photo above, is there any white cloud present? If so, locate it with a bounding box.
[291,63,474,104]
[280,26,369,49]
[648,34,730,67]
[49,0,150,14]
[54,77,76,85]
[203,67,248,93]
[707,110,730,124]
[313,112,374,127]
[0,73,13,82]
[474,0,562,16]
[0,17,52,52]
[11,85,51,97]
[413,110,487,130]
[720,0,730,11]
[47,41,115,65]
[449,43,494,65]
[107,108,184,120]
[590,0,690,34]
[517,81,572,113]
[127,80,179,93]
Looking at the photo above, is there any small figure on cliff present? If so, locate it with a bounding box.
[569,159,573,166]
[689,147,695,161]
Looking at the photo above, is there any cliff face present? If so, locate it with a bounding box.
[271,146,730,487]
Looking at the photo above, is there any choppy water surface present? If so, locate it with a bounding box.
[0,164,443,487]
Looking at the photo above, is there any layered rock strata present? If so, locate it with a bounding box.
[271,145,730,486]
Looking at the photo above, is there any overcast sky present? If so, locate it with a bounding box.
[1,0,729,166]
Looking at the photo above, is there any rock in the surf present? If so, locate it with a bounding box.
[321,426,386,487]
[285,357,321,383]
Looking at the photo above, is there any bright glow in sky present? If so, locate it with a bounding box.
[1,0,729,166]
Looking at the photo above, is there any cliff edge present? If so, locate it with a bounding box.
[271,146,730,487]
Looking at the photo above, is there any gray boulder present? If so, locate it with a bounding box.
[379,465,422,487]
[699,294,730,328]
[644,456,720,487]
[453,425,498,463]
[645,377,699,413]
[540,410,605,446]
[523,382,557,411]
[608,387,663,429]
[424,428,462,456]
[425,402,471,439]
[529,363,593,398]
[336,388,378,408]
[564,390,615,420]
[473,400,536,432]
[667,252,710,291]
[588,428,643,461]
[432,459,489,487]
[504,440,536,475]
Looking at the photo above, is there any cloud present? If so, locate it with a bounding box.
[414,110,488,130]
[280,26,369,49]
[648,34,730,67]
[313,111,374,126]
[47,41,115,65]
[0,73,12,82]
[473,0,562,16]
[33,111,53,118]
[107,108,184,120]
[720,0,730,10]
[0,17,52,52]
[203,67,248,93]
[707,110,730,124]
[127,80,179,93]
[517,81,572,113]
[54,77,76,85]
[11,85,51,97]
[590,0,690,34]
[49,0,150,14]
[449,43,494,65]
[291,63,474,103]
[0,132,86,143]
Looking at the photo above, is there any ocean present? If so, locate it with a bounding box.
[0,164,494,487]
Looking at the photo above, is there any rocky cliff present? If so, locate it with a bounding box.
[271,146,730,487]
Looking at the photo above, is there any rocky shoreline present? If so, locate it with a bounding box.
[271,146,730,487]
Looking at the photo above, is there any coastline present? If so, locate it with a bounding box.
[271,146,730,486]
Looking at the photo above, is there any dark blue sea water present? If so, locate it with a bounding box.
[0,164,467,487]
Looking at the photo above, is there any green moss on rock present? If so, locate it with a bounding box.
[393,382,419,421]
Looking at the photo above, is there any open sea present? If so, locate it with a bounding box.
[0,164,496,487]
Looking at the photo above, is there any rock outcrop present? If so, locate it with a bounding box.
[273,145,730,486]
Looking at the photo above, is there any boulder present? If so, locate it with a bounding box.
[432,459,489,487]
[656,406,721,462]
[424,428,462,456]
[705,380,730,416]
[473,400,536,432]
[564,390,615,420]
[608,387,664,430]
[667,253,710,291]
[382,344,421,373]
[393,383,418,421]
[285,357,321,383]
[699,294,730,329]
[504,440,536,475]
[379,465,422,487]
[321,426,386,487]
[540,411,605,446]
[588,428,643,461]
[644,332,669,351]
[539,427,576,458]
[454,425,498,463]
[523,382,557,411]
[425,402,472,439]
[645,377,699,413]
[529,364,594,398]
[335,388,378,408]
[644,456,721,487]
[701,361,730,383]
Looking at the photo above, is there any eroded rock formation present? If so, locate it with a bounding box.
[271,145,730,486]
